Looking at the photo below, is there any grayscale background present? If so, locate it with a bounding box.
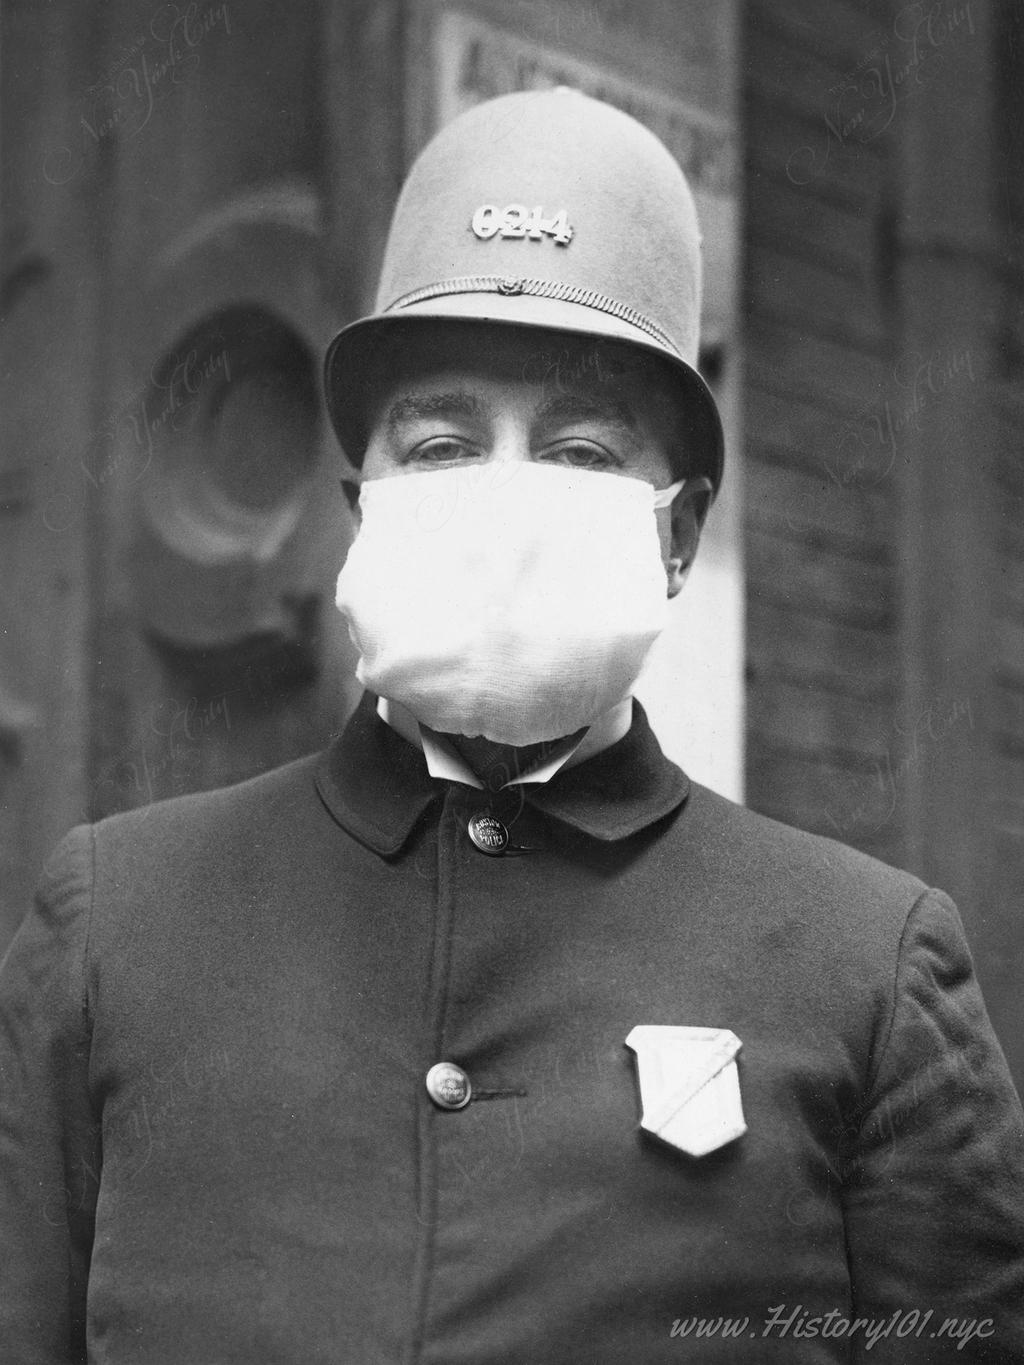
[2,0,1021,1088]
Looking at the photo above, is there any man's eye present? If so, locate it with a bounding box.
[409,437,478,464]
[538,442,618,471]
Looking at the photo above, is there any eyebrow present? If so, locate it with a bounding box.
[384,391,484,430]
[380,387,642,439]
[533,392,640,434]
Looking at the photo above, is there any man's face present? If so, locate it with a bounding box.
[358,326,707,597]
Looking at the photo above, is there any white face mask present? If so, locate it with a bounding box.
[335,462,683,747]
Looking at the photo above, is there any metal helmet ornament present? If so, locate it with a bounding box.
[324,87,724,493]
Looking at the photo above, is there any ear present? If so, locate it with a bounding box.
[665,476,712,599]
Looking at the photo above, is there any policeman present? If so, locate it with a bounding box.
[2,90,1023,1365]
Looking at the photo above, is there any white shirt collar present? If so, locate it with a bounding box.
[376,696,633,791]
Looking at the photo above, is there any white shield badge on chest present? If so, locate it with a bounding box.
[625,1025,747,1157]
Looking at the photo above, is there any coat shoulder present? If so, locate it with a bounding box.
[680,780,932,932]
[88,750,328,871]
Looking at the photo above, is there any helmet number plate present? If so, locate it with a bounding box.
[472,204,573,246]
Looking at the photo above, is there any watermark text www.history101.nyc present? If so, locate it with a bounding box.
[670,1305,994,1351]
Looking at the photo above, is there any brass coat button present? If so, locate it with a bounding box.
[426,1062,472,1110]
[467,813,509,855]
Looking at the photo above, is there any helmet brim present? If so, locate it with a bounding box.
[323,300,724,495]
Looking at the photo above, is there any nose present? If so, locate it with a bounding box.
[487,412,532,465]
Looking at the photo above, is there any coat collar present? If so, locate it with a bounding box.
[315,692,690,856]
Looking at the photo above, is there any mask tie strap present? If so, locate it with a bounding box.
[652,478,687,510]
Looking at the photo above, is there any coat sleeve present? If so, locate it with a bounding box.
[0,826,99,1365]
[841,887,1024,1362]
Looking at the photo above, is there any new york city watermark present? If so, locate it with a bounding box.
[670,1305,994,1351]
[787,0,976,186]
[43,1,232,186]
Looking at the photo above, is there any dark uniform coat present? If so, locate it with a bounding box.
[2,696,1023,1363]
